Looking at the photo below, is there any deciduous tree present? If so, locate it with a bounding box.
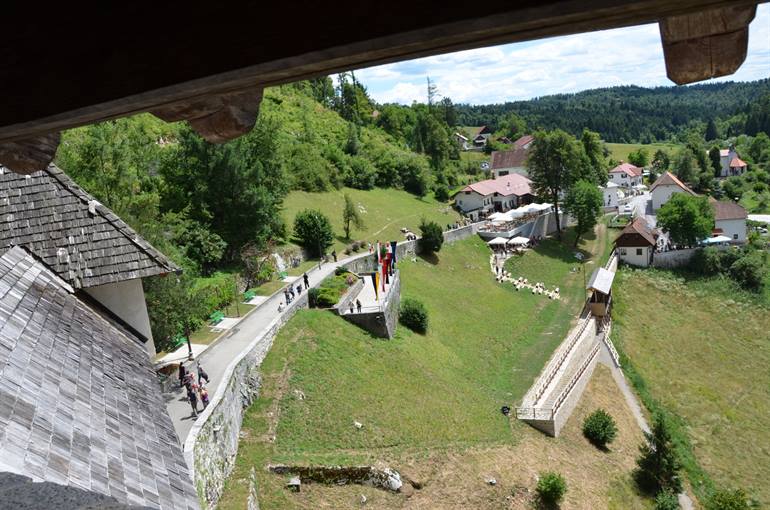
[342,193,365,240]
[293,209,334,257]
[563,180,603,246]
[657,193,714,247]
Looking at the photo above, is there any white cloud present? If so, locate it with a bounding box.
[358,4,770,105]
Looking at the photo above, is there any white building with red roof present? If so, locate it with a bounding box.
[718,146,748,177]
[608,162,643,188]
[649,171,697,210]
[455,173,535,220]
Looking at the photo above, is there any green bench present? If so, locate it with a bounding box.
[173,334,187,349]
[243,290,256,301]
[209,310,225,325]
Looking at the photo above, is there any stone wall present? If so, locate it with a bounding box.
[552,346,600,435]
[335,277,364,314]
[341,271,401,338]
[184,292,309,509]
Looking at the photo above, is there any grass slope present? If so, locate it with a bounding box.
[282,187,460,255]
[219,226,642,509]
[606,142,681,163]
[612,269,770,505]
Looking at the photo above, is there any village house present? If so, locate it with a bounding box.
[512,134,535,149]
[490,146,529,178]
[0,164,179,356]
[615,216,658,267]
[711,199,748,243]
[459,126,492,150]
[455,173,534,220]
[649,171,697,210]
[453,132,470,151]
[719,146,748,177]
[600,181,621,210]
[608,162,643,188]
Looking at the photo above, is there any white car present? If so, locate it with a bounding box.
[622,204,633,214]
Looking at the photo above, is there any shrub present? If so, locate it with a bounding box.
[582,409,618,448]
[418,219,444,254]
[706,488,751,510]
[536,472,567,505]
[308,287,320,308]
[729,251,767,291]
[654,489,680,510]
[399,298,428,333]
[434,183,450,202]
[293,209,334,258]
[316,289,338,308]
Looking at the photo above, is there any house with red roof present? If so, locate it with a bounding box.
[490,146,529,178]
[615,217,658,267]
[649,171,697,210]
[513,134,534,149]
[718,146,748,177]
[455,173,534,220]
[608,162,643,188]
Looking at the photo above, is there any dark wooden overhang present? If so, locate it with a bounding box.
[0,0,762,174]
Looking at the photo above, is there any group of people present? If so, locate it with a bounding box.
[347,299,363,314]
[512,277,560,299]
[279,273,311,312]
[178,361,210,417]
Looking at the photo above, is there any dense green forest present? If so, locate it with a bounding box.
[452,80,770,143]
[53,74,770,352]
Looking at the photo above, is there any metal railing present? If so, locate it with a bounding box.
[600,320,621,367]
[528,313,594,406]
[604,250,618,272]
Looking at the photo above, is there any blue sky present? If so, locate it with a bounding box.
[353,4,770,105]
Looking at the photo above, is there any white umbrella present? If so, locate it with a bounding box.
[487,237,509,246]
[509,236,530,245]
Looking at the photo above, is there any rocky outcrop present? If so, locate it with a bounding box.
[267,464,404,492]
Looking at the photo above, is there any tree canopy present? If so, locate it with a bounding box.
[656,194,714,246]
[563,180,603,246]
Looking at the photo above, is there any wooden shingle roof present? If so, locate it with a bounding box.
[0,164,178,289]
[0,246,197,509]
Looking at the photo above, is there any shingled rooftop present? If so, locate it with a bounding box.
[0,246,198,509]
[0,165,178,289]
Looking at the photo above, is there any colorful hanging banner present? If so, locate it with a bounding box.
[374,271,380,301]
[390,241,398,265]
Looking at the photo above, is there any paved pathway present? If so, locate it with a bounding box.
[164,253,365,442]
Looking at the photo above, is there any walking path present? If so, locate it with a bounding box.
[164,253,365,442]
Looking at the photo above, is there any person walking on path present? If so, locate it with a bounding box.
[303,272,309,289]
[199,386,209,410]
[332,249,337,262]
[197,361,209,385]
[356,299,362,313]
[284,287,290,304]
[349,301,354,314]
[178,362,186,389]
[187,387,199,417]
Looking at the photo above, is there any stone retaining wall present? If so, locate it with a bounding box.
[184,292,309,509]
[335,277,364,314]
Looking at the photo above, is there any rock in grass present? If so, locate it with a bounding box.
[354,421,363,429]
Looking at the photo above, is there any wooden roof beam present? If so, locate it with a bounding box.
[659,5,757,84]
[0,133,61,175]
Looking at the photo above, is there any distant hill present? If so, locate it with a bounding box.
[453,79,770,143]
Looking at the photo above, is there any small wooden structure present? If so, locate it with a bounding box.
[586,267,615,317]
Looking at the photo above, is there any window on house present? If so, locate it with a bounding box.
[733,233,738,240]
[621,174,627,179]
[636,248,643,256]
[620,248,627,255]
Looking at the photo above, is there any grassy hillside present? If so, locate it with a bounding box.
[282,187,460,255]
[219,226,648,509]
[605,142,681,163]
[612,270,770,505]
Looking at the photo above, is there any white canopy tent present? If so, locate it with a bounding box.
[509,236,530,245]
[701,235,732,245]
[487,237,509,246]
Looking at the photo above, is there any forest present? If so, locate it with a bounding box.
[453,79,770,143]
[52,74,770,353]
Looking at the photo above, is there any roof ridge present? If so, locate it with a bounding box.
[43,164,177,274]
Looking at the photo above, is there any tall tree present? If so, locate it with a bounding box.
[580,129,609,185]
[499,112,528,141]
[293,209,334,257]
[657,194,714,246]
[426,76,438,108]
[708,146,722,177]
[635,413,683,495]
[563,180,603,246]
[672,149,696,183]
[526,129,585,238]
[650,149,670,183]
[627,148,649,168]
[341,193,365,239]
[705,118,719,141]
